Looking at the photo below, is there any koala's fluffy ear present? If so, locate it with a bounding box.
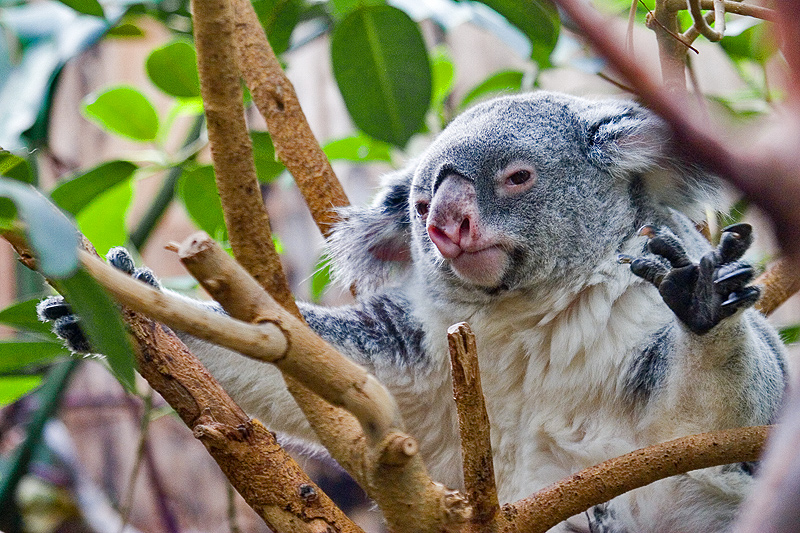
[583,100,719,216]
[326,164,414,293]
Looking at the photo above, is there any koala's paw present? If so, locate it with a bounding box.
[623,223,760,335]
[37,247,161,353]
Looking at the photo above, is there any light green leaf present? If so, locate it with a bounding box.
[331,5,432,147]
[473,0,560,67]
[0,151,34,184]
[56,0,104,18]
[82,86,160,142]
[0,299,57,337]
[0,178,79,279]
[178,165,227,239]
[460,70,524,109]
[0,376,43,407]
[251,131,286,183]
[780,325,800,345]
[328,0,385,19]
[323,134,392,162]
[311,254,332,303]
[0,342,66,373]
[75,180,132,257]
[146,40,201,98]
[50,160,137,216]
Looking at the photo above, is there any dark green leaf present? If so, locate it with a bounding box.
[311,255,332,303]
[50,160,137,216]
[460,70,524,109]
[178,165,227,239]
[331,5,432,147]
[473,0,559,67]
[82,86,160,141]
[717,198,749,228]
[59,269,136,391]
[252,0,303,55]
[251,131,286,183]
[0,342,66,373]
[56,0,104,18]
[75,180,132,256]
[107,23,146,38]
[323,134,392,162]
[0,151,33,183]
[146,40,201,98]
[780,325,800,345]
[0,376,43,407]
[0,299,56,336]
[0,178,79,279]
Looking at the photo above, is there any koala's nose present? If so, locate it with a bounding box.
[427,175,480,258]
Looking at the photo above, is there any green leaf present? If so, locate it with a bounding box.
[252,0,303,55]
[107,23,146,38]
[328,0,385,19]
[50,161,137,216]
[331,5,432,147]
[0,376,43,407]
[431,47,455,112]
[323,134,392,162]
[460,69,524,109]
[0,342,66,373]
[717,198,749,228]
[146,40,201,98]
[780,325,800,345]
[0,151,34,184]
[251,131,286,183]
[473,0,560,67]
[721,21,776,64]
[56,0,104,18]
[59,269,136,392]
[75,180,133,257]
[178,165,227,239]
[82,86,160,142]
[0,178,80,279]
[0,299,56,337]
[311,254,332,303]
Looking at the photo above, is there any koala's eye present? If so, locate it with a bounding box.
[415,201,430,220]
[506,169,532,186]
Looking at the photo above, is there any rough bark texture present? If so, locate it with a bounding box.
[755,258,800,316]
[230,0,349,238]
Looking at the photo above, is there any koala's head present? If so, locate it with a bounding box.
[328,92,715,299]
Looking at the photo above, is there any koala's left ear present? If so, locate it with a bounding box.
[583,100,719,213]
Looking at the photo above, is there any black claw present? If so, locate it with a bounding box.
[107,246,136,274]
[721,286,761,309]
[714,265,755,293]
[722,223,753,240]
[719,224,754,263]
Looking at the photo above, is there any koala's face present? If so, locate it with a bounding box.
[408,93,643,297]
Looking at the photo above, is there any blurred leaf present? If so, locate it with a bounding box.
[0,178,79,279]
[146,39,201,98]
[75,180,132,257]
[311,254,332,303]
[59,269,136,391]
[251,131,286,183]
[331,5,432,147]
[431,47,455,117]
[717,198,749,228]
[56,0,104,17]
[460,69,523,109]
[251,0,303,55]
[82,85,160,141]
[0,151,34,183]
[473,0,559,66]
[0,342,66,373]
[323,134,392,162]
[328,0,385,19]
[0,376,43,407]
[780,325,800,345]
[107,22,146,37]
[721,22,776,64]
[178,164,227,239]
[50,160,137,215]
[0,299,56,336]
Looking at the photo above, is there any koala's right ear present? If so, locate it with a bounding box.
[326,164,415,293]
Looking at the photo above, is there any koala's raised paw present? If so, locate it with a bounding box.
[621,223,760,335]
[37,247,162,353]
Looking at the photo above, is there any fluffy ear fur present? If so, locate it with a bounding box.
[582,99,720,218]
[326,164,415,293]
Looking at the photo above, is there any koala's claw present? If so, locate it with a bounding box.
[38,247,161,353]
[629,224,760,335]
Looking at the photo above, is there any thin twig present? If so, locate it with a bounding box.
[665,0,776,21]
[642,0,699,54]
[687,0,724,41]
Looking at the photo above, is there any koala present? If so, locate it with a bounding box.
[39,91,786,532]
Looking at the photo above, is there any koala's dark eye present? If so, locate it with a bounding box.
[415,201,430,220]
[507,170,532,186]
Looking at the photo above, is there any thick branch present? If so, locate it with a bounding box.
[755,258,800,316]
[230,0,349,238]
[447,323,499,529]
[505,425,771,533]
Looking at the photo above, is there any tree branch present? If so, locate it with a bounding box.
[665,0,776,21]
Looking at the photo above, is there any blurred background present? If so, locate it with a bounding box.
[0,0,796,531]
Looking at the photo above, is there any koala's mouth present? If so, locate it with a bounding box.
[447,245,508,287]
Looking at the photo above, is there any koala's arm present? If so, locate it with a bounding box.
[627,224,787,441]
